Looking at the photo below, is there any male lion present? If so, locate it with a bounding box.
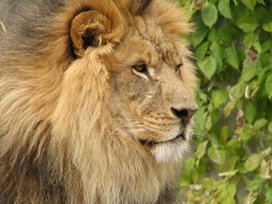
[0,0,197,203]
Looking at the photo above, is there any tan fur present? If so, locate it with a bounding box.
[0,0,197,203]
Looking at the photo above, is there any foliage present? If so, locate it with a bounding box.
[179,0,272,203]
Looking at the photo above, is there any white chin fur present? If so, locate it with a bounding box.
[151,127,193,163]
[151,141,189,163]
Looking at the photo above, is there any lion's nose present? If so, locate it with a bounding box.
[170,107,197,125]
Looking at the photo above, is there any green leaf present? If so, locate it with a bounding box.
[259,160,270,179]
[256,0,264,4]
[197,56,217,79]
[241,0,256,11]
[255,7,272,23]
[212,88,228,109]
[201,4,218,28]
[183,157,195,175]
[260,148,271,157]
[237,15,259,32]
[224,101,235,117]
[210,42,222,59]
[192,169,199,183]
[221,197,236,204]
[265,74,272,99]
[225,45,240,69]
[266,186,272,204]
[243,32,259,48]
[218,0,232,19]
[229,83,245,99]
[253,118,267,129]
[263,22,272,32]
[195,107,208,132]
[179,176,191,187]
[247,177,264,191]
[245,101,257,124]
[242,153,262,173]
[218,25,239,45]
[240,131,253,141]
[262,40,272,53]
[210,42,223,70]
[197,91,208,103]
[205,115,212,130]
[195,41,210,58]
[207,28,219,42]
[208,146,226,165]
[196,140,208,159]
[201,177,215,190]
[268,122,272,133]
[222,151,240,171]
[227,184,237,198]
[241,62,258,82]
[192,24,209,47]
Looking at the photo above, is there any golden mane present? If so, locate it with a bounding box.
[0,0,195,203]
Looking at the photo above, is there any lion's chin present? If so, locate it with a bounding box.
[151,139,190,163]
[138,128,193,162]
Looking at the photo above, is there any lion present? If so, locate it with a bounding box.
[0,0,197,203]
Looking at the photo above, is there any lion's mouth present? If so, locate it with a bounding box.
[139,132,185,146]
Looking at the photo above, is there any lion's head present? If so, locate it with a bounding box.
[67,0,197,162]
[109,21,197,162]
[0,0,197,203]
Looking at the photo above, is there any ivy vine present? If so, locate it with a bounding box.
[179,0,272,203]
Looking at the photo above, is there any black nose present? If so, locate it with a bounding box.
[171,107,197,125]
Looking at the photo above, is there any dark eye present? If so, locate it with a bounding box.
[132,64,148,74]
[132,63,150,80]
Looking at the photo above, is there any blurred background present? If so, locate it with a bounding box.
[1,0,272,203]
[178,0,272,203]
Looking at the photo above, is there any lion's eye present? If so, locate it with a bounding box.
[133,64,148,73]
[132,64,150,80]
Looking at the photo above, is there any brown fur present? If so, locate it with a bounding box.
[0,0,197,203]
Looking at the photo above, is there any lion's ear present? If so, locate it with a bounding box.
[129,0,152,15]
[70,10,119,57]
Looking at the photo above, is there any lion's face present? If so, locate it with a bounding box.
[67,0,197,163]
[108,22,197,162]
